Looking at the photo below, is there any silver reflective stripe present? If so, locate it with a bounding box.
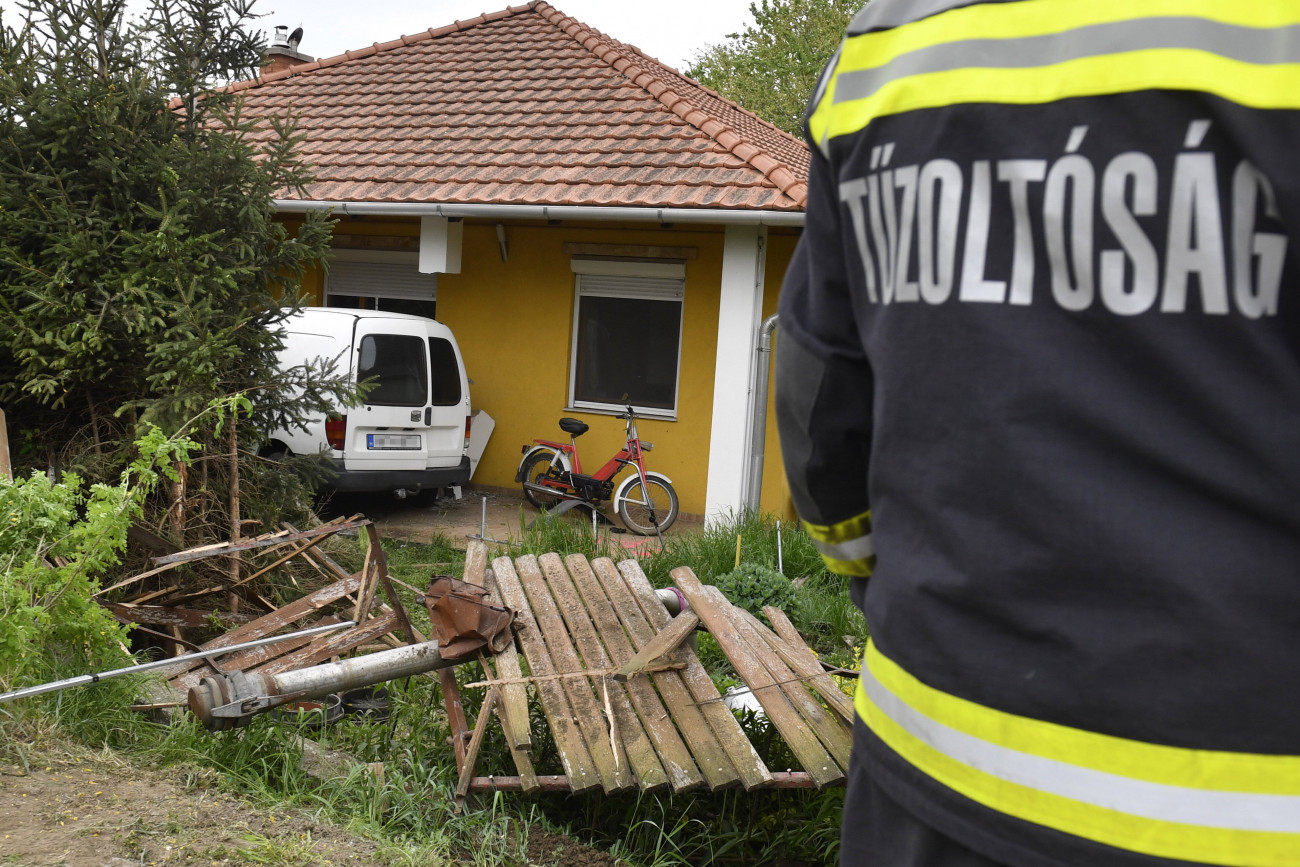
[849,0,978,35]
[861,663,1300,833]
[813,532,875,562]
[835,18,1300,105]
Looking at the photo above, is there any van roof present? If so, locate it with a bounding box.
[286,307,447,326]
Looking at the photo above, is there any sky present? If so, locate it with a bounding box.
[0,1,757,73]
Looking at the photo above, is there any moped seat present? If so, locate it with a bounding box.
[559,417,589,437]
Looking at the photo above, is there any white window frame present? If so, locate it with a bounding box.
[567,259,686,420]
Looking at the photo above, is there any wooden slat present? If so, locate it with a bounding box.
[456,688,498,800]
[564,555,710,792]
[259,611,400,675]
[491,556,601,794]
[613,612,699,682]
[610,559,770,790]
[160,572,363,681]
[546,554,675,792]
[718,597,851,771]
[150,517,368,564]
[761,606,857,727]
[463,543,530,752]
[673,567,842,788]
[102,603,257,629]
[516,555,633,794]
[170,615,344,691]
[366,524,418,644]
[478,652,540,794]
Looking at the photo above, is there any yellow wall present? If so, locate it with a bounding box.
[290,216,800,519]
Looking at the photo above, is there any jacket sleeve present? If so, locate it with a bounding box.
[776,134,875,579]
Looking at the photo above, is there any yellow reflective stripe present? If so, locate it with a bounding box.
[809,1,1300,146]
[801,511,874,577]
[821,52,1300,143]
[856,643,1300,866]
[843,0,1300,67]
[866,642,1300,795]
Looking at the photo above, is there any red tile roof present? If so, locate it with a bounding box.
[231,2,809,211]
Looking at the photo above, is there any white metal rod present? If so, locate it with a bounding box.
[0,621,356,703]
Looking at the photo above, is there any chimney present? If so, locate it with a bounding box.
[264,25,312,75]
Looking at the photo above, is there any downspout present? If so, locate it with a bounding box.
[744,314,780,513]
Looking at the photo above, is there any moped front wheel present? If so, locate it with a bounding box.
[617,477,679,535]
[520,449,566,509]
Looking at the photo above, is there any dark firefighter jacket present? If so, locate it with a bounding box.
[775,2,1300,865]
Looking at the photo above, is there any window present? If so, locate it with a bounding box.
[326,255,437,320]
[569,260,685,416]
[357,334,428,407]
[428,337,462,406]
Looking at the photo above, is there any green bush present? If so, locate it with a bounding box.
[714,562,795,624]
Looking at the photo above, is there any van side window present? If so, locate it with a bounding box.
[357,334,428,407]
[429,337,462,407]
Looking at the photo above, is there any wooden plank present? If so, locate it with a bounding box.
[673,567,842,788]
[259,612,400,675]
[478,652,540,794]
[721,599,852,771]
[367,524,418,644]
[491,556,601,794]
[564,555,710,792]
[102,603,257,629]
[612,612,699,682]
[545,554,675,792]
[607,559,767,791]
[517,555,633,794]
[150,517,367,564]
[762,606,857,727]
[160,572,364,682]
[456,688,498,800]
[170,616,345,691]
[463,544,530,752]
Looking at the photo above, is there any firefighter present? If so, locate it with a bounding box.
[775,2,1300,865]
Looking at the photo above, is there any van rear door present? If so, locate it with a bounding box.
[424,328,469,470]
[345,318,432,473]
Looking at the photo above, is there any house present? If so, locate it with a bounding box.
[231,1,810,522]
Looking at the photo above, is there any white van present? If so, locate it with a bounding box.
[268,307,472,495]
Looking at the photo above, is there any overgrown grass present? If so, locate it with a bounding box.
[6,510,864,866]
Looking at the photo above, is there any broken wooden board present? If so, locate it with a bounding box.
[516,555,634,793]
[463,540,531,753]
[673,567,844,788]
[761,606,857,727]
[491,555,601,794]
[612,611,699,682]
[545,553,678,792]
[614,560,772,791]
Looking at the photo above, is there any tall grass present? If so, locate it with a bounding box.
[18,511,862,866]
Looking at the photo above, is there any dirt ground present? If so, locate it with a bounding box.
[0,748,618,867]
[323,485,701,552]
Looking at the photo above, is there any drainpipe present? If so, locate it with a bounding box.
[745,314,779,513]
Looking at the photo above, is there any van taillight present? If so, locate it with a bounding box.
[465,413,472,446]
[326,415,347,451]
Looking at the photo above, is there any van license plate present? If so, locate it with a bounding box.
[367,434,421,450]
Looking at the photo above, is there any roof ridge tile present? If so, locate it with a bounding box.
[531,0,806,207]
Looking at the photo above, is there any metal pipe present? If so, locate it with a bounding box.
[745,313,780,513]
[0,621,357,704]
[189,639,456,730]
[273,199,807,227]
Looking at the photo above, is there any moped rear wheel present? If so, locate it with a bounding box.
[617,477,679,535]
[520,449,566,509]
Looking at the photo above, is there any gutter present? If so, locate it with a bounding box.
[745,314,780,513]
[273,199,806,227]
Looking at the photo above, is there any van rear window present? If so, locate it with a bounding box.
[358,334,427,407]
[429,337,462,407]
